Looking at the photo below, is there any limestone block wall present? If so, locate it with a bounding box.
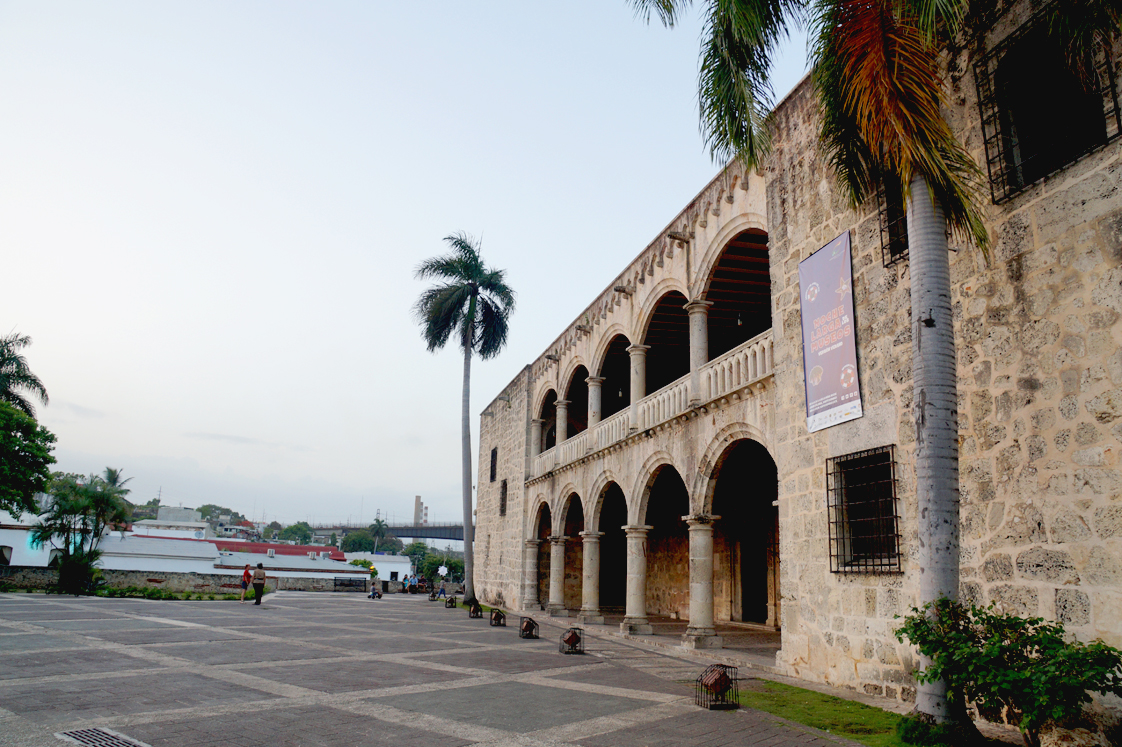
[765,1,1122,700]
[475,365,532,609]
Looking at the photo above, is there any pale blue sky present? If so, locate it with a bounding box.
[1,2,809,528]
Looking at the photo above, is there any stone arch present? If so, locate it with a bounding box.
[590,323,632,377]
[587,470,624,531]
[635,278,690,343]
[532,382,559,422]
[693,422,774,514]
[560,356,589,395]
[554,483,583,531]
[691,212,769,299]
[529,497,552,539]
[630,450,679,525]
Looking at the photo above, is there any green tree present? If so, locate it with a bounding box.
[419,553,463,583]
[0,403,56,517]
[630,0,1120,723]
[278,521,312,544]
[0,333,49,418]
[369,518,388,539]
[414,232,515,605]
[329,532,337,546]
[31,472,130,594]
[341,530,377,553]
[197,504,245,522]
[402,540,430,566]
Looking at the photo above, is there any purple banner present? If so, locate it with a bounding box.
[798,231,863,433]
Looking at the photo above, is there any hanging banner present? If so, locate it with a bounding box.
[798,231,863,433]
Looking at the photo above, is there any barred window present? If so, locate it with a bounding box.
[499,479,508,517]
[877,178,908,266]
[489,448,497,482]
[827,445,901,573]
[976,5,1121,204]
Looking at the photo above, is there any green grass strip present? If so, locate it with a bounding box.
[738,680,906,747]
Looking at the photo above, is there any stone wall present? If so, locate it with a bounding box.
[475,365,532,610]
[764,0,1122,700]
[0,566,385,594]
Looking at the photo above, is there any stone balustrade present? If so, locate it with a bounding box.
[530,329,773,479]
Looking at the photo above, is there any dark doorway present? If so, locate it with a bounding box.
[597,483,627,610]
[642,466,690,619]
[562,495,584,611]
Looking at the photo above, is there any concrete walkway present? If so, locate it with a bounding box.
[0,592,864,747]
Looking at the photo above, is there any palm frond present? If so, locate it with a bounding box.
[891,0,968,40]
[414,283,471,352]
[478,268,516,312]
[0,332,49,417]
[1043,0,1122,87]
[630,0,693,25]
[812,0,988,252]
[476,296,512,360]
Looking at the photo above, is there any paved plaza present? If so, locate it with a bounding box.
[0,591,863,747]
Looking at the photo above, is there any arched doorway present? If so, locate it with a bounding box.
[641,291,690,394]
[596,483,627,611]
[710,439,779,627]
[563,366,590,439]
[534,503,552,606]
[597,335,631,420]
[641,465,690,619]
[705,229,771,360]
[538,390,558,451]
[561,493,584,612]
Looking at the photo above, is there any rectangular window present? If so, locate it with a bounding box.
[489,448,498,482]
[877,178,908,266]
[827,445,901,573]
[975,4,1121,204]
[499,479,508,517]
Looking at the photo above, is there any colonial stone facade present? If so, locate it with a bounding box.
[476,0,1122,703]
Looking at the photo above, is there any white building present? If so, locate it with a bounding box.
[343,552,413,581]
[129,520,213,540]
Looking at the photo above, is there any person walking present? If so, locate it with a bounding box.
[437,579,446,599]
[239,564,251,604]
[252,563,267,605]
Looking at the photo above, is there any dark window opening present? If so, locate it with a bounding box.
[0,545,11,566]
[827,445,901,573]
[976,5,1120,203]
[499,480,508,516]
[489,448,497,482]
[705,229,771,361]
[390,571,399,581]
[877,178,908,266]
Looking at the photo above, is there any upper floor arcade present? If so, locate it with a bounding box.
[509,162,777,482]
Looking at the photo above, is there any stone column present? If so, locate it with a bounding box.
[586,376,604,427]
[685,300,712,404]
[626,344,650,430]
[548,536,568,616]
[621,525,653,634]
[522,539,542,610]
[529,419,544,458]
[555,399,570,444]
[579,531,604,624]
[683,514,722,648]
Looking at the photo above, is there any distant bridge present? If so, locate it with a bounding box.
[312,521,468,542]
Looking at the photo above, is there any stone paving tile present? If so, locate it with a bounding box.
[84,627,256,645]
[0,671,279,724]
[31,617,172,631]
[575,709,861,747]
[149,640,340,666]
[409,647,593,675]
[0,632,76,654]
[0,648,159,679]
[548,660,693,696]
[321,634,484,654]
[370,680,651,734]
[244,658,478,693]
[124,704,477,747]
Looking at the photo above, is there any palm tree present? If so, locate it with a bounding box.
[414,232,516,606]
[0,332,49,418]
[369,517,389,553]
[629,0,1119,723]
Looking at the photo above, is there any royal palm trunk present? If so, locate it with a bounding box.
[461,324,477,605]
[907,173,961,721]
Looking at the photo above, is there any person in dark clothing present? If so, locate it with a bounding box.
[252,563,267,605]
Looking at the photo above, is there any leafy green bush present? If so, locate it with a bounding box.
[897,598,1122,747]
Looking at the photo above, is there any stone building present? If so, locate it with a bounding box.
[475,0,1122,702]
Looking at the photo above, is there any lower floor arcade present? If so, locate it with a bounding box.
[520,435,781,652]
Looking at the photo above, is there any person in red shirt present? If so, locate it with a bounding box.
[239,564,251,604]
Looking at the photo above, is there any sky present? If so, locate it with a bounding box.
[1,2,809,531]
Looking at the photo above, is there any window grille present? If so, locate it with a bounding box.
[877,178,908,266]
[499,480,508,517]
[975,3,1121,204]
[826,445,901,573]
[489,448,497,482]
